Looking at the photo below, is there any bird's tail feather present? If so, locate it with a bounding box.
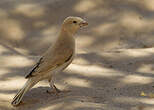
[11,78,36,106]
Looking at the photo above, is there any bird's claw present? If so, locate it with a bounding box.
[46,89,61,97]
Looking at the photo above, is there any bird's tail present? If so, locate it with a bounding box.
[11,78,37,106]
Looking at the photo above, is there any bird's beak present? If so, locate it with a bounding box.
[79,21,88,27]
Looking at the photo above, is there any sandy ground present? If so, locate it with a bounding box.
[0,0,154,110]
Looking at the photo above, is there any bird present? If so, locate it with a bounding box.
[11,16,88,106]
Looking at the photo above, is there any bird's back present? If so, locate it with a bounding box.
[26,33,75,79]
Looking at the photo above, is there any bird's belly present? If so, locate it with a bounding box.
[44,54,74,79]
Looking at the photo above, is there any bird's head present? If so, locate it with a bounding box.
[62,16,88,35]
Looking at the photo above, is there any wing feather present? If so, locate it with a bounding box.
[25,49,73,78]
[25,57,43,78]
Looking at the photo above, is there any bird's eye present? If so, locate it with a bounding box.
[73,21,77,23]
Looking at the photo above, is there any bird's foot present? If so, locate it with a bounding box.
[46,89,71,96]
[46,88,61,97]
[46,89,61,94]
[46,84,71,96]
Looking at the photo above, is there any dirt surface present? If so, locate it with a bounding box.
[0,0,154,110]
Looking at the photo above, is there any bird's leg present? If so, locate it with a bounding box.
[52,84,61,93]
[46,77,61,95]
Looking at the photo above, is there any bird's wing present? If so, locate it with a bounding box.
[25,57,43,78]
[25,49,73,78]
